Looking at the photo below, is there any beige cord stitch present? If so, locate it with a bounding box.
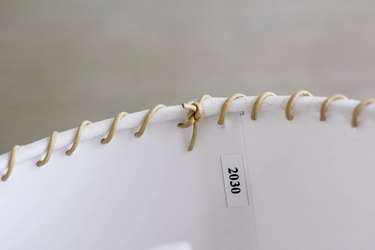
[66,120,92,156]
[1,145,20,182]
[352,98,375,127]
[320,94,347,121]
[251,91,277,120]
[217,93,246,125]
[135,104,166,138]
[178,94,211,151]
[285,90,313,121]
[36,131,58,167]
[101,112,128,144]
[6,91,375,184]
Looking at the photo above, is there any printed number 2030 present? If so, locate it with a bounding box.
[228,167,241,194]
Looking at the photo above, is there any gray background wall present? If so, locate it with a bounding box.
[1,0,375,153]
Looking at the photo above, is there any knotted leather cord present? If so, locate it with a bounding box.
[178,95,211,151]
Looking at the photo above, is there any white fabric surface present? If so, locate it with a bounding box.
[1,95,375,249]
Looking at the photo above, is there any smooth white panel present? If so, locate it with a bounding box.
[0,113,257,250]
[3,100,375,250]
[241,107,375,250]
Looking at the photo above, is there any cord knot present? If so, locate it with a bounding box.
[178,95,211,151]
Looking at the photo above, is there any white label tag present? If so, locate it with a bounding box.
[221,154,249,207]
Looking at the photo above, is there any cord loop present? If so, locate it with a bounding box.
[285,90,313,120]
[251,91,277,120]
[36,131,58,167]
[135,104,166,138]
[217,93,246,126]
[1,145,20,182]
[320,94,347,121]
[66,120,91,156]
[352,98,375,127]
[101,112,128,144]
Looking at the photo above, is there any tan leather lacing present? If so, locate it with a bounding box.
[178,95,211,151]
[4,91,375,183]
[352,98,375,127]
[251,91,277,120]
[36,131,58,167]
[66,120,92,156]
[135,105,166,138]
[285,90,313,120]
[101,112,128,144]
[217,93,246,126]
[1,145,20,182]
[320,94,347,121]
